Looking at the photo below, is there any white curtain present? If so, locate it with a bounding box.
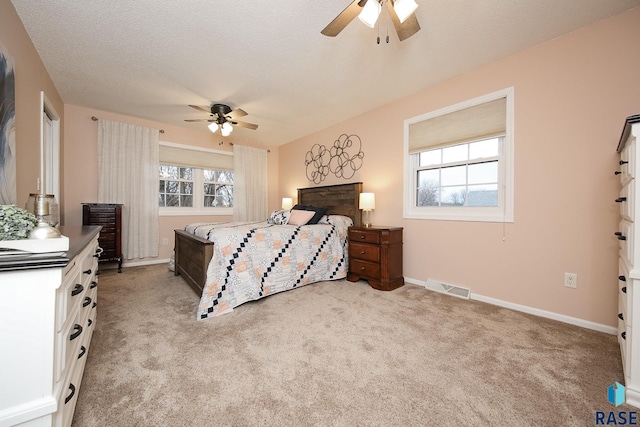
[233,144,268,221]
[97,119,159,259]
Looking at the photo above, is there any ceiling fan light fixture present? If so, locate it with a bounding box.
[393,0,418,24]
[208,122,219,133]
[358,0,381,28]
[220,121,233,137]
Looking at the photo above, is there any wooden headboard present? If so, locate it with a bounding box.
[297,182,363,227]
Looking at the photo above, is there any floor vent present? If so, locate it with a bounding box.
[425,279,471,299]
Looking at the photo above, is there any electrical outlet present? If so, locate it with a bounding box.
[564,272,577,288]
[162,238,169,246]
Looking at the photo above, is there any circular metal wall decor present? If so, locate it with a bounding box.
[305,134,364,184]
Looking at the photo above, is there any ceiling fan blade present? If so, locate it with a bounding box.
[227,108,248,119]
[232,120,258,130]
[184,118,215,122]
[386,0,421,41]
[321,0,367,37]
[189,104,213,115]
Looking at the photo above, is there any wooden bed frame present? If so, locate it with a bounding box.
[174,182,363,295]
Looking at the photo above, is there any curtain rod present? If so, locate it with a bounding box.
[219,141,270,153]
[91,116,165,133]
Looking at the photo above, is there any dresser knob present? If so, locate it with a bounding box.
[360,251,365,254]
[71,284,84,296]
[64,383,76,404]
[70,324,83,341]
[360,267,365,270]
[360,235,365,239]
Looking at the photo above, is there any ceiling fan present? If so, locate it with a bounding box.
[185,103,258,136]
[321,0,420,42]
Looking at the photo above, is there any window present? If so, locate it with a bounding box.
[159,164,234,214]
[404,88,514,222]
[158,142,234,216]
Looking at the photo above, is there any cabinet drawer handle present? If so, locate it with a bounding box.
[615,171,622,175]
[78,346,86,359]
[83,269,92,275]
[360,251,366,254]
[616,197,627,203]
[71,284,84,296]
[618,313,624,321]
[360,266,366,271]
[622,286,627,294]
[90,280,98,289]
[70,324,83,341]
[620,160,629,165]
[621,331,626,340]
[360,235,365,239]
[619,275,626,281]
[65,383,76,404]
[83,297,92,307]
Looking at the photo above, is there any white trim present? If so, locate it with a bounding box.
[0,395,56,427]
[406,276,617,335]
[403,87,515,223]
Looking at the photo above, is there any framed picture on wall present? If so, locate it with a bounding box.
[0,43,16,205]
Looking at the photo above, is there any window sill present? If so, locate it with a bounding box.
[403,207,513,223]
[159,207,233,217]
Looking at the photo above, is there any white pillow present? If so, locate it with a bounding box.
[286,209,316,226]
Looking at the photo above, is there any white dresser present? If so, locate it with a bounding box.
[616,114,640,409]
[0,226,101,427]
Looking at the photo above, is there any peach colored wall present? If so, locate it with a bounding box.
[0,2,64,209]
[63,104,279,261]
[279,7,640,327]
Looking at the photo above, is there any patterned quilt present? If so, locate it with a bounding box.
[187,215,352,320]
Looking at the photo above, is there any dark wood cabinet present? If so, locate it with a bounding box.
[347,226,404,291]
[82,203,123,272]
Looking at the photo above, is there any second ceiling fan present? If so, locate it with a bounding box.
[185,103,258,136]
[321,0,420,42]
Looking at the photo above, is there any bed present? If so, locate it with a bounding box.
[174,182,363,319]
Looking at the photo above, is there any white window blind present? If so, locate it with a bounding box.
[409,97,506,153]
[159,143,233,170]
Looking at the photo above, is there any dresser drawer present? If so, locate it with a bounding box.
[620,180,634,221]
[618,219,634,266]
[348,229,380,244]
[349,242,380,263]
[349,258,380,279]
[620,137,635,184]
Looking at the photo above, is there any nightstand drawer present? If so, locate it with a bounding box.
[349,242,380,263]
[349,258,380,279]
[348,229,380,244]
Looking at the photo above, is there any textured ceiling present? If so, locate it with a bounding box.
[10,0,640,146]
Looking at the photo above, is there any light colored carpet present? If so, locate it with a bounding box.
[72,264,631,426]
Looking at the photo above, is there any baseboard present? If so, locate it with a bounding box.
[121,258,171,268]
[406,276,617,335]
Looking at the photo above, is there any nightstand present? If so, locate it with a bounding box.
[347,226,404,291]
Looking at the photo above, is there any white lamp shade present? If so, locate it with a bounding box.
[208,122,219,133]
[359,192,375,210]
[393,0,418,24]
[281,197,293,210]
[220,122,233,137]
[358,0,382,28]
